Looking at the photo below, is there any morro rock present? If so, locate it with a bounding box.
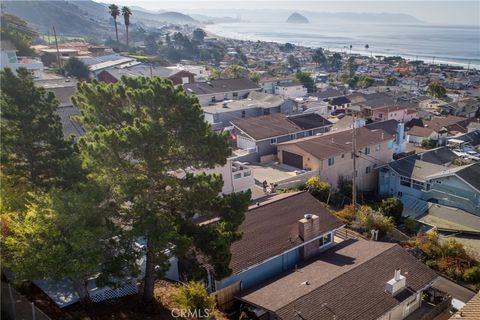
[286,12,309,23]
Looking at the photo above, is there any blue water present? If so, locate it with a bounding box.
[206,22,480,68]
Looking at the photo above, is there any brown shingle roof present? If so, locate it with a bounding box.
[230,192,343,274]
[279,127,394,160]
[240,240,438,320]
[451,292,480,319]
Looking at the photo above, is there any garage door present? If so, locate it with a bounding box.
[282,151,303,169]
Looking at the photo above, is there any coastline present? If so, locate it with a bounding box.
[204,23,480,70]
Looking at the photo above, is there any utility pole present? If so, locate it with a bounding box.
[52,26,62,69]
[352,111,357,212]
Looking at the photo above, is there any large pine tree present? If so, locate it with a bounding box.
[73,76,250,303]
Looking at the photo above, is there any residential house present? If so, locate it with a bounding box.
[292,96,330,117]
[366,119,409,154]
[1,40,44,78]
[327,96,351,113]
[408,115,473,144]
[231,113,332,162]
[277,127,395,191]
[418,98,449,115]
[311,88,343,99]
[259,75,296,94]
[181,158,254,195]
[274,82,308,99]
[166,64,208,81]
[444,98,480,118]
[331,115,367,132]
[212,192,344,292]
[78,54,137,77]
[98,64,195,85]
[467,122,480,133]
[371,105,418,123]
[202,91,293,130]
[379,148,480,215]
[451,292,480,319]
[184,78,260,106]
[238,240,438,320]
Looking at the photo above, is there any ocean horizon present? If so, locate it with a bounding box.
[206,22,480,69]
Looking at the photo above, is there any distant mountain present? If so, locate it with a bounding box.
[286,12,309,23]
[190,14,240,24]
[1,0,199,38]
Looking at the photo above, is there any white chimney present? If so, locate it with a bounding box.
[385,269,406,295]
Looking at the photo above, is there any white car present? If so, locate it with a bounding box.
[465,150,480,161]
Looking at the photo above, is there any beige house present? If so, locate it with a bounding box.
[277,127,395,191]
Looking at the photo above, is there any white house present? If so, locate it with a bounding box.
[274,82,307,99]
[1,40,44,78]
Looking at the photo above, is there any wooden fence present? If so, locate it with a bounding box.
[211,281,241,311]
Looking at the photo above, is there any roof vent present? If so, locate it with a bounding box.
[301,281,310,286]
[304,213,313,220]
[256,202,260,207]
[222,102,228,108]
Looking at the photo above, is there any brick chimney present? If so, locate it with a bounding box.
[299,214,321,260]
[385,269,406,295]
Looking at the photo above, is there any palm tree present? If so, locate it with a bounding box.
[108,4,120,42]
[121,6,132,46]
[349,44,352,55]
[364,44,369,50]
[227,64,242,79]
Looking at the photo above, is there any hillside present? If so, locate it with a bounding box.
[1,0,199,38]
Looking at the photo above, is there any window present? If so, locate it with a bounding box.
[328,157,334,166]
[264,108,271,115]
[270,138,277,145]
[243,171,251,177]
[400,176,412,187]
[366,166,372,174]
[388,140,394,149]
[241,110,246,118]
[319,233,332,247]
[425,183,431,191]
[365,147,371,155]
[412,180,424,190]
[233,173,242,179]
[290,134,296,140]
[341,154,345,158]
[375,144,381,152]
[398,191,403,197]
[307,130,313,136]
[232,92,238,97]
[211,96,216,103]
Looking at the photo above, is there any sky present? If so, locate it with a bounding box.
[99,1,480,25]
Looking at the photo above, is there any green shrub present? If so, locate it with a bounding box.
[174,281,216,319]
[305,177,331,203]
[379,197,403,224]
[463,266,480,283]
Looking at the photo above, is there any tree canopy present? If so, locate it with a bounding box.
[0,13,36,56]
[73,76,250,302]
[427,81,447,98]
[64,57,90,80]
[296,71,315,93]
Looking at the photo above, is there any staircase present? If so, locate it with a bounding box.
[402,196,429,218]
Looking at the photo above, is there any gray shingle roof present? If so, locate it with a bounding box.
[184,78,259,95]
[240,240,437,320]
[456,163,480,191]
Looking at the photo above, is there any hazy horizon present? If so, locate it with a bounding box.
[95,1,480,26]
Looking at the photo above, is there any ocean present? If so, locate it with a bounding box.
[205,22,480,69]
